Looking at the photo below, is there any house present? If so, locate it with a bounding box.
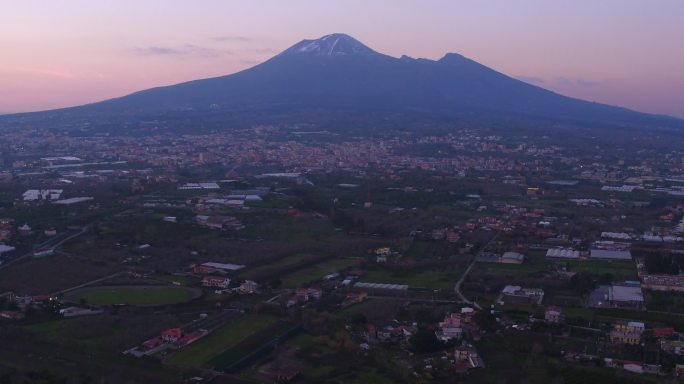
[362,323,377,343]
[202,276,230,289]
[194,264,219,275]
[18,223,31,236]
[610,321,644,345]
[345,291,368,304]
[460,307,476,323]
[436,313,463,342]
[652,327,674,339]
[446,230,460,243]
[295,287,323,301]
[161,328,182,343]
[177,331,204,347]
[454,345,485,369]
[240,280,258,294]
[544,306,563,323]
[142,337,163,350]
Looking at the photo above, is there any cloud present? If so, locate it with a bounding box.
[239,59,260,65]
[576,79,600,87]
[129,45,231,58]
[213,35,252,42]
[555,77,601,87]
[244,47,277,54]
[516,76,545,85]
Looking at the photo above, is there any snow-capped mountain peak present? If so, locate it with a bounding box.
[281,33,378,57]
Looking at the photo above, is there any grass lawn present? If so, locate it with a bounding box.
[239,254,326,281]
[565,259,636,279]
[359,268,461,289]
[150,274,198,286]
[281,258,361,288]
[165,314,277,368]
[70,285,198,306]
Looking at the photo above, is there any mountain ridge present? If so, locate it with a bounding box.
[2,33,682,133]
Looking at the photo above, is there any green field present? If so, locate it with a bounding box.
[209,321,297,369]
[165,314,277,367]
[70,285,198,306]
[359,268,461,289]
[281,258,361,288]
[239,254,326,281]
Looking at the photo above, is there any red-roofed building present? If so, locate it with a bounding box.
[194,264,219,275]
[296,288,322,301]
[162,328,182,342]
[202,276,230,289]
[178,331,203,346]
[653,327,674,339]
[142,336,163,349]
[240,280,258,294]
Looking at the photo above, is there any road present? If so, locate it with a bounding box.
[52,270,125,296]
[0,225,90,271]
[454,231,501,310]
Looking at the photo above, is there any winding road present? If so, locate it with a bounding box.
[454,231,501,310]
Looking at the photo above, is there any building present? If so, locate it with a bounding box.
[295,287,322,301]
[239,280,258,294]
[661,340,684,355]
[545,248,579,259]
[589,241,632,260]
[500,285,544,305]
[652,327,674,339]
[610,321,644,345]
[589,284,644,309]
[436,313,463,342]
[590,249,632,260]
[0,244,16,255]
[161,328,183,343]
[544,306,563,323]
[18,224,31,236]
[609,285,644,309]
[59,306,104,317]
[454,345,485,369]
[194,261,245,275]
[202,276,230,289]
[500,252,524,264]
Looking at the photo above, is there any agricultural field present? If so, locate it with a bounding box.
[359,267,462,289]
[281,257,361,288]
[65,285,201,306]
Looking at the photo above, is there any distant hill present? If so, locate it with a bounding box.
[2,33,682,133]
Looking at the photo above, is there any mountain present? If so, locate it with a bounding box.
[3,33,682,132]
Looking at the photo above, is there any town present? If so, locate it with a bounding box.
[0,120,683,383]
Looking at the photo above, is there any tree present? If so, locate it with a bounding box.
[410,329,444,353]
[474,310,497,332]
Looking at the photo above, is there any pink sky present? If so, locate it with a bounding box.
[1,0,683,117]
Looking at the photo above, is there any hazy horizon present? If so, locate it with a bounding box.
[2,0,684,118]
